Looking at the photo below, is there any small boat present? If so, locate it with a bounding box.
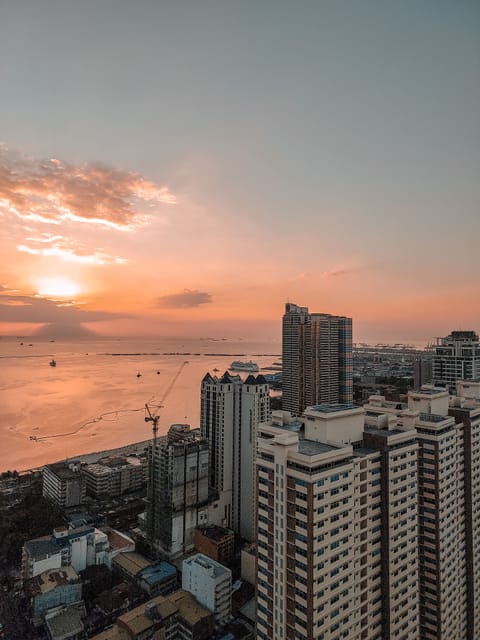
[49,359,56,367]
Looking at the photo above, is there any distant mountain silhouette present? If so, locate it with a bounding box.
[34,323,97,339]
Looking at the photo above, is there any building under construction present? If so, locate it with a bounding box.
[146,424,210,558]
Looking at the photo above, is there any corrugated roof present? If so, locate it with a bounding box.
[113,551,151,576]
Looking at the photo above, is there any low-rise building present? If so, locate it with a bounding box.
[182,554,232,627]
[43,461,86,508]
[193,526,234,566]
[89,590,214,640]
[112,552,151,582]
[23,526,111,580]
[83,456,147,498]
[137,562,177,597]
[27,566,82,618]
[44,601,86,640]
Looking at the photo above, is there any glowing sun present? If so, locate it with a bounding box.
[36,277,81,298]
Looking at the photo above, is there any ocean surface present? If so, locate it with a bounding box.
[0,336,281,472]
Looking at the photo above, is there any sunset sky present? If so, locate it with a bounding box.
[0,1,479,344]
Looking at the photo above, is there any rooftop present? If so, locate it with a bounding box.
[24,536,60,558]
[168,589,213,626]
[45,461,83,480]
[45,602,86,639]
[298,439,340,456]
[113,551,151,576]
[28,566,79,596]
[104,528,134,551]
[308,402,357,413]
[184,553,231,579]
[364,426,410,438]
[196,525,234,542]
[117,590,211,632]
[138,561,177,586]
[418,412,450,423]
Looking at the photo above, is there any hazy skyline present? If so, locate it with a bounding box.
[1,1,479,344]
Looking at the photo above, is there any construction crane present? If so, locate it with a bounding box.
[145,360,189,547]
[144,359,189,445]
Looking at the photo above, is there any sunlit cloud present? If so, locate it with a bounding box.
[157,289,213,309]
[0,145,176,231]
[321,268,355,278]
[16,233,127,265]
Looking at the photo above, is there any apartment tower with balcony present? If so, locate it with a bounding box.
[256,404,419,640]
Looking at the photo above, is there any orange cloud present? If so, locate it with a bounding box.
[157,289,213,308]
[16,233,127,265]
[0,145,175,231]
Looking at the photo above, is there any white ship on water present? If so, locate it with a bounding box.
[229,360,259,372]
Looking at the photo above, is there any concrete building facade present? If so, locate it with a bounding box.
[42,461,86,508]
[147,426,209,557]
[255,405,420,640]
[432,330,480,392]
[200,371,270,540]
[182,553,232,627]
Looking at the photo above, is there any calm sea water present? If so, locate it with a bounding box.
[0,336,281,472]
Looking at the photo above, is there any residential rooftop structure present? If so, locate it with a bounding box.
[89,590,214,640]
[112,552,151,581]
[282,303,353,416]
[44,601,86,640]
[137,561,177,597]
[83,455,146,498]
[182,553,232,627]
[42,460,86,508]
[22,525,116,580]
[26,566,82,618]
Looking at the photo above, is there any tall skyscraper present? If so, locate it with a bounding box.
[282,303,353,415]
[433,330,480,392]
[200,371,270,541]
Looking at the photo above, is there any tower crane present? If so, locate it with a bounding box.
[144,359,189,445]
[145,360,189,546]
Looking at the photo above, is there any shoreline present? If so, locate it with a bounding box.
[16,439,151,476]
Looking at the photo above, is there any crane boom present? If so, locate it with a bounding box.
[145,359,189,546]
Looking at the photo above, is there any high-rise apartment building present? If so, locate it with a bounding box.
[147,425,209,557]
[433,330,480,392]
[261,382,480,640]
[256,405,419,640]
[200,371,270,541]
[282,303,353,415]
